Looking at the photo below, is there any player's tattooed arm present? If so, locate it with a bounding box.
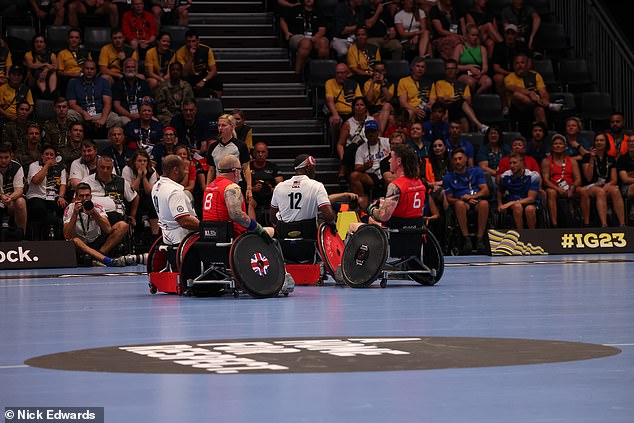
[225,184,252,229]
[373,183,400,222]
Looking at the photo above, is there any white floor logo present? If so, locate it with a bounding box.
[25,337,620,374]
[0,247,38,263]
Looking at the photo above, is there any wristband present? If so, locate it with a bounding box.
[247,217,257,232]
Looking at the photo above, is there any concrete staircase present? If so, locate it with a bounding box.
[189,1,341,190]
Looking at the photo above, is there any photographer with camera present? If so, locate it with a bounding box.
[63,182,129,266]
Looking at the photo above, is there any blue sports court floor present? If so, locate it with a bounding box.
[1,253,633,423]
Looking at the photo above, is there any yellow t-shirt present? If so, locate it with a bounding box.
[363,79,394,107]
[171,44,216,75]
[144,47,174,76]
[503,70,545,103]
[57,49,92,74]
[430,79,471,104]
[0,84,34,116]
[0,50,12,78]
[397,76,435,108]
[98,44,138,73]
[346,44,381,74]
[325,78,363,115]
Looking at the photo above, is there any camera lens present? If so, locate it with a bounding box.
[83,200,94,211]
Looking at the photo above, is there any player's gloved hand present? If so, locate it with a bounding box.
[366,199,381,216]
[254,223,273,243]
[327,222,338,235]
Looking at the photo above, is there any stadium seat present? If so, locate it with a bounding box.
[549,91,577,131]
[424,57,445,82]
[46,25,72,54]
[35,99,55,123]
[306,59,336,115]
[83,27,111,56]
[502,131,522,146]
[532,58,560,91]
[5,25,36,55]
[472,94,508,128]
[384,60,410,85]
[534,22,572,59]
[161,25,188,50]
[580,92,613,130]
[558,58,595,93]
[196,98,224,122]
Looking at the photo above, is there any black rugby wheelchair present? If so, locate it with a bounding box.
[147,221,294,298]
[339,217,445,288]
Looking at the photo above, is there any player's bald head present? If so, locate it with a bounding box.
[218,155,240,171]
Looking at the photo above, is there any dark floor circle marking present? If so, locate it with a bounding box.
[25,337,620,375]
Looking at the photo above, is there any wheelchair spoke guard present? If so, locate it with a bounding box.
[341,224,388,288]
[230,233,286,298]
[317,222,345,278]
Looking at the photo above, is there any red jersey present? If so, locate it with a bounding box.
[391,175,425,219]
[548,155,574,186]
[202,177,246,237]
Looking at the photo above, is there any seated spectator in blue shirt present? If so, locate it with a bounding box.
[112,58,152,126]
[99,126,134,176]
[169,99,213,154]
[526,120,550,164]
[445,119,475,166]
[123,102,163,152]
[497,152,541,229]
[563,116,591,161]
[423,102,450,145]
[443,147,489,252]
[406,121,429,160]
[66,60,124,129]
[477,125,511,179]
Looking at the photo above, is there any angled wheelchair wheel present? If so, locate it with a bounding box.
[177,232,227,297]
[408,228,444,286]
[341,224,389,288]
[317,222,345,278]
[147,236,167,274]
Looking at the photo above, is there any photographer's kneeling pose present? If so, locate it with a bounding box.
[63,182,129,266]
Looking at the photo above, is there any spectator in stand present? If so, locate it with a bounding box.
[423,101,450,145]
[617,135,634,222]
[98,29,139,86]
[28,0,65,26]
[350,119,391,196]
[563,116,590,162]
[331,0,367,61]
[0,37,12,85]
[25,144,68,239]
[42,98,71,149]
[151,126,179,174]
[397,56,435,123]
[581,132,625,227]
[0,143,27,236]
[363,61,394,135]
[67,0,119,28]
[68,139,99,190]
[496,135,540,177]
[122,149,159,238]
[347,26,382,86]
[606,112,631,158]
[172,29,222,98]
[325,63,363,146]
[445,118,474,166]
[280,0,329,79]
[526,120,550,164]
[112,58,153,125]
[169,99,212,154]
[431,58,489,133]
[145,32,175,90]
[173,144,197,193]
[464,0,502,57]
[504,52,561,130]
[477,125,510,181]
[380,131,405,184]
[429,0,464,61]
[66,60,123,129]
[384,108,412,139]
[491,23,529,115]
[155,62,194,125]
[122,0,158,54]
[150,0,192,28]
[63,182,128,267]
[394,0,431,59]
[56,29,92,93]
[500,0,540,51]
[336,96,375,186]
[365,0,402,61]
[124,102,163,152]
[407,121,430,161]
[541,134,584,228]
[443,147,490,253]
[82,155,138,225]
[101,127,134,176]
[429,137,451,206]
[1,101,33,149]
[59,122,85,172]
[205,114,252,200]
[497,152,540,229]
[452,24,492,95]
[0,66,34,122]
[15,124,44,172]
[232,109,253,151]
[247,141,283,221]
[23,35,58,99]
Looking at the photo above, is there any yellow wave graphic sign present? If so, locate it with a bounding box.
[488,229,547,256]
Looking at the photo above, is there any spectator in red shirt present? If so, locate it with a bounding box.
[122,0,158,53]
